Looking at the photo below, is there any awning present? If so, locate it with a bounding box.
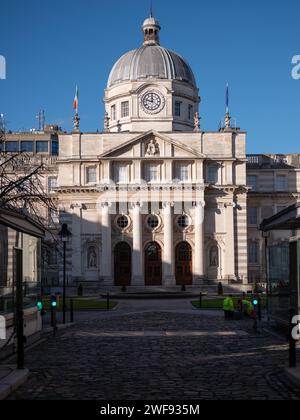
[0,208,45,238]
[260,203,300,232]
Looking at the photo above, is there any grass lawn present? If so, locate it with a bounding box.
[191,296,267,310]
[41,297,118,311]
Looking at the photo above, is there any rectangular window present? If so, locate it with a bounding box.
[247,175,258,192]
[121,101,129,118]
[115,164,128,183]
[5,142,18,152]
[275,175,287,192]
[86,167,97,184]
[249,242,259,264]
[48,177,57,193]
[36,141,48,153]
[175,101,181,117]
[146,164,159,182]
[51,141,59,155]
[188,105,193,121]
[21,141,33,152]
[177,163,189,182]
[207,164,218,184]
[49,208,59,226]
[111,105,116,121]
[248,207,258,226]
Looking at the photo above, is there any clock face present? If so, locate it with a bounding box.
[142,92,162,112]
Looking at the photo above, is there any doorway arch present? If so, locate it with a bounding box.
[114,242,132,286]
[145,242,162,286]
[175,242,193,286]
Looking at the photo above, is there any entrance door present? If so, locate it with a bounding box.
[114,242,132,286]
[145,242,162,286]
[175,242,193,286]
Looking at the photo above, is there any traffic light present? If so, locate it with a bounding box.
[36,299,43,311]
[51,295,58,309]
[252,298,259,306]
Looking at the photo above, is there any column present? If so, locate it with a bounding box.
[132,203,144,286]
[101,203,112,285]
[225,202,236,280]
[163,202,175,286]
[71,204,82,283]
[194,202,205,284]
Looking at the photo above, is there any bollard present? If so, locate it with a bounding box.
[199,292,202,309]
[289,308,297,368]
[107,293,110,311]
[70,299,74,323]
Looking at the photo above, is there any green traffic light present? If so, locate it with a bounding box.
[253,299,258,306]
[37,301,43,311]
[51,301,57,308]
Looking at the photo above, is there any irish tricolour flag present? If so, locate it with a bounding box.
[74,86,79,112]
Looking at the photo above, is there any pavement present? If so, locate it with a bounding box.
[2,298,300,400]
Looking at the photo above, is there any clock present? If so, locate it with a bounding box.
[141,91,165,114]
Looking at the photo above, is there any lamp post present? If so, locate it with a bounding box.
[262,230,270,319]
[59,223,72,324]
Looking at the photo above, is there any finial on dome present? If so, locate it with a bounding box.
[142,13,161,46]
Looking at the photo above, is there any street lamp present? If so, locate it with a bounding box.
[59,223,72,324]
[262,230,270,319]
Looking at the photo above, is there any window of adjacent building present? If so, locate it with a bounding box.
[177,163,190,182]
[275,175,287,192]
[21,141,33,152]
[249,242,259,264]
[175,101,181,117]
[207,164,218,184]
[111,105,116,121]
[247,175,258,192]
[5,142,18,152]
[36,141,48,153]
[188,105,193,121]
[86,167,97,184]
[52,141,59,155]
[121,101,129,118]
[49,208,59,225]
[248,207,258,226]
[115,164,128,183]
[48,177,57,193]
[145,164,159,182]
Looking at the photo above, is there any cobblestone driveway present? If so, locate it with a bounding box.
[7,309,300,400]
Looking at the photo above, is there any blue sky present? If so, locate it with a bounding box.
[0,0,299,153]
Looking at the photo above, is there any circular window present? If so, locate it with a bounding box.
[178,215,189,229]
[147,215,159,230]
[116,215,129,230]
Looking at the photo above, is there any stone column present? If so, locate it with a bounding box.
[194,202,205,284]
[225,202,236,280]
[163,202,175,286]
[132,203,144,286]
[71,204,82,284]
[101,203,112,285]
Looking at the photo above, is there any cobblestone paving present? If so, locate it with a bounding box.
[7,311,300,400]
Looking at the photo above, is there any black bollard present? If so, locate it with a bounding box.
[289,308,297,368]
[107,293,110,311]
[70,299,74,323]
[199,292,202,309]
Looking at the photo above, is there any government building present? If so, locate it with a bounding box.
[0,15,298,293]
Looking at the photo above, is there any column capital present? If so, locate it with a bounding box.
[195,201,206,209]
[162,201,174,210]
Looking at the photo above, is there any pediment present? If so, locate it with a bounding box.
[99,130,205,159]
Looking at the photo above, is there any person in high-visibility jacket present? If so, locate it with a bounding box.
[241,299,257,330]
[223,295,234,319]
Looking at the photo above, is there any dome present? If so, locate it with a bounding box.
[107,45,197,88]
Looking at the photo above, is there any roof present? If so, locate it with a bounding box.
[0,208,45,238]
[107,45,196,88]
[260,203,300,231]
